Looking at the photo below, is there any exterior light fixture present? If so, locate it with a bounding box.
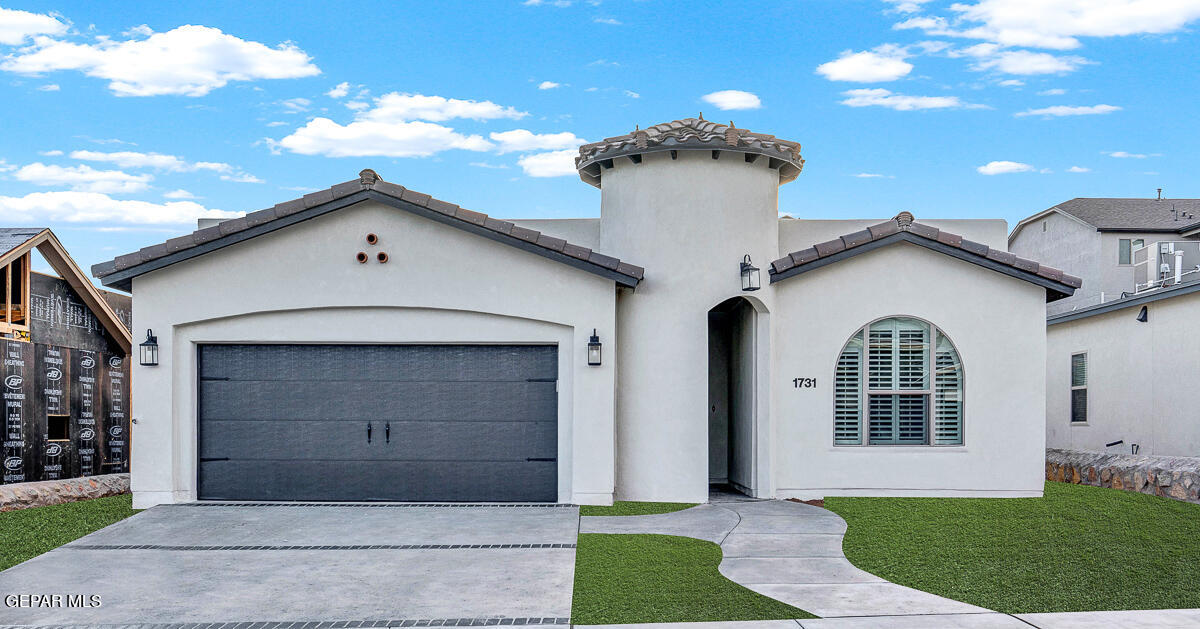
[740,254,761,292]
[139,329,159,366]
[587,329,602,366]
[1136,305,1148,322]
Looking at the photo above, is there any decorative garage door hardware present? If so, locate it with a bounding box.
[177,502,576,508]
[66,543,576,551]
[1,618,572,628]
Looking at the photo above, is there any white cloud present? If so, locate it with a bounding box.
[274,92,529,158]
[39,150,63,156]
[0,6,67,45]
[701,90,762,110]
[997,79,1024,86]
[362,93,527,123]
[278,118,493,157]
[69,149,235,173]
[1067,166,1090,173]
[538,81,561,90]
[962,47,1090,75]
[490,129,586,154]
[0,190,240,224]
[1,25,320,96]
[912,0,1200,50]
[1039,88,1067,95]
[163,189,197,199]
[854,172,896,178]
[345,100,369,111]
[12,162,152,193]
[326,82,350,98]
[220,172,264,183]
[469,162,509,169]
[1103,150,1157,158]
[279,97,311,113]
[976,160,1034,175]
[816,45,913,82]
[883,0,934,13]
[36,83,60,91]
[1014,104,1121,117]
[623,90,640,98]
[839,88,983,110]
[594,17,622,25]
[517,149,577,178]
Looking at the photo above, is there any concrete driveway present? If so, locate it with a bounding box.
[0,503,579,627]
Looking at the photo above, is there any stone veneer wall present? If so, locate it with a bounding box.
[0,473,129,511]
[1046,448,1200,503]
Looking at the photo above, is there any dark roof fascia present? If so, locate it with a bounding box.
[1095,227,1185,233]
[769,231,1076,301]
[98,189,641,291]
[1047,281,1200,325]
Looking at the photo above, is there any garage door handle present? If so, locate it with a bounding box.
[367,422,373,444]
[526,457,557,462]
[385,422,391,444]
[200,457,229,462]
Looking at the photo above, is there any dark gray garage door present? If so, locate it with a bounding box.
[197,344,558,502]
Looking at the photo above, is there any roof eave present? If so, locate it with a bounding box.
[769,231,1078,302]
[95,188,643,292]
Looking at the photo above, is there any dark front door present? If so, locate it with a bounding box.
[197,344,558,502]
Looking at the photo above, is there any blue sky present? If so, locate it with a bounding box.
[1,0,1198,280]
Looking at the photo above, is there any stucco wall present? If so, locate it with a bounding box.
[784,218,1010,253]
[773,243,1048,497]
[510,218,600,249]
[1046,291,1200,457]
[1009,212,1098,312]
[130,200,619,508]
[598,150,779,503]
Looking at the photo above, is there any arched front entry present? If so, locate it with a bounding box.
[707,295,771,498]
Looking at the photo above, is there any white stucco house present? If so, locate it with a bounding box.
[93,117,1081,508]
[1011,197,1200,458]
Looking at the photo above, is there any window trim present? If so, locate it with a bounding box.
[1070,351,1088,424]
[1118,238,1138,265]
[833,316,965,447]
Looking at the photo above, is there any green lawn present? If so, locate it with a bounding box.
[572,533,813,624]
[0,494,138,570]
[579,501,698,516]
[825,482,1200,614]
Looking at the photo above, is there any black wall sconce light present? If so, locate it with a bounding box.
[587,329,602,366]
[740,254,760,291]
[1136,305,1148,322]
[139,329,159,366]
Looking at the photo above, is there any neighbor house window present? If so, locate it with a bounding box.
[834,317,963,446]
[1071,353,1087,423]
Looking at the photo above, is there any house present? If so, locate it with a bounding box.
[1009,197,1200,315]
[0,228,132,486]
[92,117,1079,508]
[1012,198,1200,458]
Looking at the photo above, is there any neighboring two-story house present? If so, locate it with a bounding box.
[1009,197,1200,315]
[1010,197,1200,458]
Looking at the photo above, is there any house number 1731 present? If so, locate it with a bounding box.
[793,378,817,388]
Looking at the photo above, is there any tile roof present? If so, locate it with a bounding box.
[92,170,645,291]
[769,212,1083,301]
[1052,198,1200,231]
[575,117,805,188]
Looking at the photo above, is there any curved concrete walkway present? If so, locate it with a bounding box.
[580,494,991,619]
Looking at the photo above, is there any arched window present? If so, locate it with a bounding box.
[834,317,963,446]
